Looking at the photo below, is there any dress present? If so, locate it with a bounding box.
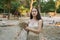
[18,20,44,40]
[27,20,39,40]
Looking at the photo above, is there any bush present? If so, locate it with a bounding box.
[56,6,60,13]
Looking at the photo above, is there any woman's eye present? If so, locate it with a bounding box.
[32,11,37,12]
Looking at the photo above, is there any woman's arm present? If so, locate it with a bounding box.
[25,20,43,34]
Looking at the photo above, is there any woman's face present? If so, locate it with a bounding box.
[31,8,38,17]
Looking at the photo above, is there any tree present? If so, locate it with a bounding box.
[40,0,55,13]
[57,5,60,13]
[30,0,33,12]
[3,0,20,19]
[11,1,20,13]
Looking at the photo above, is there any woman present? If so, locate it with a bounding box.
[18,8,43,40]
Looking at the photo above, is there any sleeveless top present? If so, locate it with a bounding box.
[28,20,39,37]
[27,20,44,40]
[18,19,44,40]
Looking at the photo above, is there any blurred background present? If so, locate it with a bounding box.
[0,0,60,40]
[0,0,60,19]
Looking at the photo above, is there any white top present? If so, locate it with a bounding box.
[28,19,39,28]
[29,21,38,27]
[28,20,39,36]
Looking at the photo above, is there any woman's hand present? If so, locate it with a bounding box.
[24,25,28,29]
[24,20,43,34]
[19,22,28,29]
[24,27,29,31]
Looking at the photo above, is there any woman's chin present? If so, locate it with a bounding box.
[33,15,36,17]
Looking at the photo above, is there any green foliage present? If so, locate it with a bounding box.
[41,0,55,13]
[40,2,47,13]
[57,5,60,13]
[0,0,60,13]
[11,1,20,13]
[0,0,5,13]
[33,0,38,7]
[25,0,30,8]
[47,0,55,12]
[0,0,20,13]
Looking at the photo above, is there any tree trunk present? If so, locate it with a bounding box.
[37,0,41,14]
[3,4,5,13]
[7,1,11,20]
[30,0,33,12]
[3,5,6,18]
[55,0,60,14]
[8,9,10,19]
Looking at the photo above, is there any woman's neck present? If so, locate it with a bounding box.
[33,17,37,20]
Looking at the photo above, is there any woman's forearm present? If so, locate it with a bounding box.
[25,20,43,34]
[26,27,42,34]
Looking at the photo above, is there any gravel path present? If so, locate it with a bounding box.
[0,17,60,40]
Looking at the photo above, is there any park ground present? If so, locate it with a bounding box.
[0,14,60,40]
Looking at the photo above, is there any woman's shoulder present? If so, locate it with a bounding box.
[38,19,43,23]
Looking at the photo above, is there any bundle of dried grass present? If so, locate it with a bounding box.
[19,22,28,29]
[19,18,28,30]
